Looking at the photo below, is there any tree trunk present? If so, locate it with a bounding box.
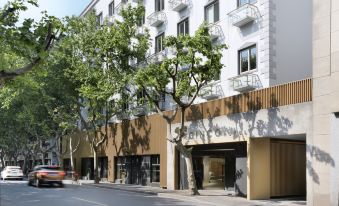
[0,154,5,169]
[176,143,199,195]
[69,137,75,179]
[93,147,100,184]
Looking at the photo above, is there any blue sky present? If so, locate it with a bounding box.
[0,0,92,21]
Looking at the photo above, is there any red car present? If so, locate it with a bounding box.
[28,165,65,187]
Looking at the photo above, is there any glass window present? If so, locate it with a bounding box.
[151,155,160,183]
[239,45,257,73]
[116,157,126,180]
[238,0,257,7]
[155,0,164,12]
[177,18,189,36]
[155,33,165,53]
[96,12,103,25]
[109,1,114,16]
[205,1,219,24]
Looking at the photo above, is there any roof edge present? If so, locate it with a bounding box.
[80,0,100,17]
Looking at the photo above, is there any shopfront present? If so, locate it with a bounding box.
[115,155,160,186]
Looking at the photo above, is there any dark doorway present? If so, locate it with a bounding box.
[224,154,236,191]
[81,157,94,180]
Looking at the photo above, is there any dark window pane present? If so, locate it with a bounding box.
[155,33,164,53]
[214,1,219,22]
[250,46,257,70]
[240,50,249,73]
[155,0,164,11]
[109,1,114,16]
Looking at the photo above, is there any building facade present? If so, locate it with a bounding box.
[64,0,316,202]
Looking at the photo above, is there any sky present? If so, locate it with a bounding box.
[0,0,92,21]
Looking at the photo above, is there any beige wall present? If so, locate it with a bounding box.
[248,139,306,200]
[312,0,339,205]
[248,138,271,200]
[62,114,168,187]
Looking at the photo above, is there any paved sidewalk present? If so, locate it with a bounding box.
[76,181,306,206]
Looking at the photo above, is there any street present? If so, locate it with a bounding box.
[0,181,205,206]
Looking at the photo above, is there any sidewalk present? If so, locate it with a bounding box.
[74,181,306,206]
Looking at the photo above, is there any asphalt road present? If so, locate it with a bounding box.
[0,180,206,206]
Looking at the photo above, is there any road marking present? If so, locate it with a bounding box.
[72,197,108,206]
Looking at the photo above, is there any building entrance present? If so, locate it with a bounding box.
[178,142,247,196]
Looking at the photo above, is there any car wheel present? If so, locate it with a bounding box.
[27,179,32,186]
[36,179,40,188]
[59,182,64,188]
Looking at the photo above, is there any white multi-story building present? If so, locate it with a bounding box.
[81,0,311,107]
[74,0,314,201]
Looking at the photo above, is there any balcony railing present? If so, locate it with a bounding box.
[169,0,189,12]
[147,49,167,64]
[228,4,260,27]
[147,11,166,27]
[116,111,130,120]
[136,26,147,36]
[115,0,138,15]
[199,81,223,100]
[229,73,261,92]
[208,23,223,40]
[132,104,147,116]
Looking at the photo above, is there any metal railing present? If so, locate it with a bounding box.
[229,73,262,92]
[115,0,138,15]
[199,81,223,100]
[228,3,260,27]
[147,11,166,27]
[169,0,189,11]
[208,23,223,40]
[147,49,168,64]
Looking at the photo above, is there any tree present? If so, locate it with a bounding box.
[135,26,226,195]
[0,0,62,85]
[63,4,149,183]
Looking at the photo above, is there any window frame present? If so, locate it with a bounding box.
[177,17,189,36]
[204,0,219,24]
[237,0,257,7]
[238,44,257,74]
[155,0,165,12]
[155,32,165,53]
[96,12,103,25]
[108,1,115,16]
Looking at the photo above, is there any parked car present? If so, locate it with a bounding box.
[0,166,24,180]
[27,165,65,187]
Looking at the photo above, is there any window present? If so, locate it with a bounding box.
[96,12,103,25]
[204,1,219,24]
[155,0,164,12]
[116,157,126,180]
[137,89,146,105]
[109,1,114,16]
[238,0,257,7]
[239,45,257,73]
[151,155,160,182]
[137,11,145,26]
[155,33,165,53]
[177,18,189,36]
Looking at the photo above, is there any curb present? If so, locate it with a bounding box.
[81,183,159,195]
[157,193,225,206]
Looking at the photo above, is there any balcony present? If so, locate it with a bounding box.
[208,24,223,40]
[136,26,147,36]
[199,82,223,100]
[228,4,260,27]
[147,11,166,27]
[116,111,130,120]
[132,105,147,116]
[147,50,167,64]
[115,0,138,15]
[229,73,261,92]
[169,0,189,12]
